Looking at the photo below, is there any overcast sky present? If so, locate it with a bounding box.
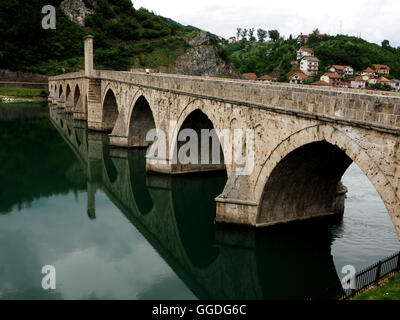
[133,0,400,46]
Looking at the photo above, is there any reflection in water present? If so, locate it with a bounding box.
[0,106,398,300]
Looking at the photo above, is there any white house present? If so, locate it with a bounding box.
[297,47,314,60]
[300,56,319,75]
[329,65,354,77]
[289,72,308,84]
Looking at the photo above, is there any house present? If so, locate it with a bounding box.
[329,65,354,77]
[297,33,309,43]
[373,64,390,75]
[379,76,391,85]
[367,77,379,85]
[297,33,325,44]
[289,72,308,84]
[320,72,342,87]
[242,73,258,81]
[311,80,332,87]
[291,60,299,67]
[228,36,237,44]
[350,77,366,89]
[361,67,377,78]
[297,47,314,60]
[390,79,400,92]
[300,56,319,75]
[257,75,277,83]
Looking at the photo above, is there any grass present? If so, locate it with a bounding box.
[353,273,400,300]
[0,87,49,100]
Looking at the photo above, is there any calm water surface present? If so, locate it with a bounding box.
[0,104,398,300]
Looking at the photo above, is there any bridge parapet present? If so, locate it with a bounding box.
[50,70,400,132]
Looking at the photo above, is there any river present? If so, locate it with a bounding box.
[0,103,398,300]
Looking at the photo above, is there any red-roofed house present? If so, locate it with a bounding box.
[379,76,391,85]
[320,72,342,87]
[297,47,314,60]
[361,67,377,78]
[242,73,258,81]
[350,77,366,89]
[300,56,319,75]
[312,80,332,87]
[329,65,354,77]
[373,64,390,75]
[257,75,277,83]
[289,72,308,84]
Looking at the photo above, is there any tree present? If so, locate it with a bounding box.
[312,28,320,35]
[268,29,280,41]
[236,28,242,40]
[249,28,256,41]
[382,39,390,48]
[257,29,267,42]
[241,28,248,41]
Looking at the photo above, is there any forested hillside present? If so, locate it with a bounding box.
[224,31,400,80]
[0,0,198,75]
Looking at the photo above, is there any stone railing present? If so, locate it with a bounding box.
[49,70,400,132]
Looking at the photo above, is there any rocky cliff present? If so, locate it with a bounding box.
[60,0,94,27]
[172,31,239,78]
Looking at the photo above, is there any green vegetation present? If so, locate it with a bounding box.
[353,273,400,300]
[225,36,297,80]
[225,28,400,81]
[0,88,49,100]
[0,0,197,75]
[311,35,400,77]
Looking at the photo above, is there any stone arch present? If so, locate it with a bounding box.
[254,124,400,237]
[59,84,63,99]
[101,88,119,132]
[66,84,71,99]
[73,84,82,111]
[171,101,226,174]
[127,93,156,147]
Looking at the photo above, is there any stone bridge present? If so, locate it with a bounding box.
[48,36,400,239]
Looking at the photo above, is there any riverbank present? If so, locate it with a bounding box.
[0,87,49,103]
[353,273,400,300]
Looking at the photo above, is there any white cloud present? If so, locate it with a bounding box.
[132,0,400,46]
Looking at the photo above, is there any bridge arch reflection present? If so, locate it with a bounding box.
[49,107,343,300]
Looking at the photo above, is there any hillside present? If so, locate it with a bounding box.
[225,33,400,80]
[0,0,235,77]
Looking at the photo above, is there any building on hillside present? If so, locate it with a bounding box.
[379,76,391,85]
[320,72,342,87]
[297,47,314,60]
[350,77,366,89]
[297,33,309,43]
[257,75,277,83]
[228,36,237,44]
[289,72,308,84]
[329,65,354,77]
[366,76,379,85]
[242,73,258,81]
[297,33,325,44]
[373,64,390,75]
[291,60,299,67]
[311,80,332,87]
[390,79,400,92]
[361,67,377,78]
[300,56,319,75]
